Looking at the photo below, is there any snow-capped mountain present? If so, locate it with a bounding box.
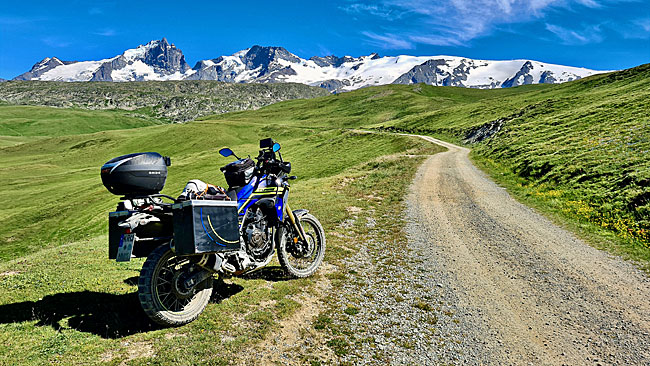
[13,39,608,91]
[392,58,591,89]
[14,38,192,82]
[187,46,605,91]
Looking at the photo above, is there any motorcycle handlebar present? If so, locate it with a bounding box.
[221,145,290,177]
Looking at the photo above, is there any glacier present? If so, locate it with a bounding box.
[13,39,610,92]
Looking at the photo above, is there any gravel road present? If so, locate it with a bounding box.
[405,135,650,365]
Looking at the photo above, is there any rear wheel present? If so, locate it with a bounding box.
[138,244,213,326]
[278,213,326,278]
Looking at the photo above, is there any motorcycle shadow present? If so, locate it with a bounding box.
[0,280,245,339]
[0,291,155,339]
[240,265,294,282]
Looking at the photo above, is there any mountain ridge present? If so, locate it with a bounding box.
[0,80,329,122]
[14,39,610,92]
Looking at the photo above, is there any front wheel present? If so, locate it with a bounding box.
[278,213,326,278]
[138,244,213,326]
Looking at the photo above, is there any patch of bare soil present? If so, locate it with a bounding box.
[236,264,337,366]
[101,341,155,364]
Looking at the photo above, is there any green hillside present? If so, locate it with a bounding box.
[202,81,546,129]
[0,105,161,137]
[201,65,650,257]
[0,118,433,260]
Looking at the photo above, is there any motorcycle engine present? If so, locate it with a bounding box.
[244,208,273,262]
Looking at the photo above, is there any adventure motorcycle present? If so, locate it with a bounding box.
[100,138,325,326]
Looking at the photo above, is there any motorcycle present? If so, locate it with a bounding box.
[100,138,326,326]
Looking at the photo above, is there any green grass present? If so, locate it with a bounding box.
[195,66,650,263]
[0,120,426,261]
[0,105,162,137]
[0,109,438,363]
[0,135,47,148]
[413,300,435,312]
[0,90,441,364]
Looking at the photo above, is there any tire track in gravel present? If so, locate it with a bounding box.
[406,134,650,365]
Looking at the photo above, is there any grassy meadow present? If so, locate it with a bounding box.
[0,63,648,363]
[0,98,442,364]
[0,105,162,138]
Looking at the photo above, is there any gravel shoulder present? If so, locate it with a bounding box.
[406,135,650,365]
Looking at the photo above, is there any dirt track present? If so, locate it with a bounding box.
[406,135,650,365]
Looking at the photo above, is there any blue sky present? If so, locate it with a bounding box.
[1,0,649,79]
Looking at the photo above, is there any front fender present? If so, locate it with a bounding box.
[292,209,309,219]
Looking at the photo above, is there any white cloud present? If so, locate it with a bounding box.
[0,15,48,25]
[317,43,333,56]
[94,29,116,37]
[634,18,650,32]
[347,0,631,48]
[574,0,603,7]
[616,18,650,39]
[42,37,71,48]
[361,31,414,49]
[341,3,404,20]
[545,23,604,44]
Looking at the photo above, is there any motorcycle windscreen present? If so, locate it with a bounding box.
[172,200,241,255]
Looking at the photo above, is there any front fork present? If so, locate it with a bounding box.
[285,203,308,243]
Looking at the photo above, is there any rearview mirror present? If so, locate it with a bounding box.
[272,143,281,152]
[219,148,233,157]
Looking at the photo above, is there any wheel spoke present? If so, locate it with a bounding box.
[286,219,322,271]
[158,289,171,297]
[142,245,213,326]
[161,293,173,307]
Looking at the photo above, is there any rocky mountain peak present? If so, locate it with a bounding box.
[502,61,537,88]
[88,38,192,81]
[141,38,190,74]
[13,56,75,81]
[309,54,372,68]
[393,59,456,86]
[539,70,558,84]
[243,46,300,70]
[33,57,65,72]
[309,55,345,68]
